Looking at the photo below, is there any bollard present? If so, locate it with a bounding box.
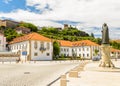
[69,71,78,78]
[61,75,66,79]
[60,75,67,86]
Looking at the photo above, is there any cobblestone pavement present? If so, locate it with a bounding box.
[0,61,81,86]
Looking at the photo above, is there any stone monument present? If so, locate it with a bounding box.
[99,23,115,68]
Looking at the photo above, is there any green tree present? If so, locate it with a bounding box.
[91,33,94,38]
[53,41,60,59]
[94,49,99,56]
[19,22,38,32]
[4,28,18,41]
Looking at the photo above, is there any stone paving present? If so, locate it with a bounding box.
[52,59,120,86]
[0,60,82,86]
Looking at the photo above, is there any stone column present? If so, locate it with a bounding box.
[99,44,114,68]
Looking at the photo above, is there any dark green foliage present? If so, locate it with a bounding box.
[19,22,38,32]
[110,41,120,50]
[38,26,90,41]
[94,49,99,56]
[53,41,60,59]
[91,33,94,38]
[4,28,19,41]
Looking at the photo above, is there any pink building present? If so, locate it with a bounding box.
[0,32,6,51]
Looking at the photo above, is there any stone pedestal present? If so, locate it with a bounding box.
[99,44,115,68]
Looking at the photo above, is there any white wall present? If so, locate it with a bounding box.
[60,47,72,57]
[31,40,53,60]
[9,41,30,61]
[10,40,53,61]
[0,34,6,51]
[60,45,100,59]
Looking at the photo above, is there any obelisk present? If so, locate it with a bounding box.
[99,23,115,68]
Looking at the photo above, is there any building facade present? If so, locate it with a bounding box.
[9,33,53,61]
[0,32,6,51]
[0,20,19,29]
[59,40,100,59]
[15,26,31,34]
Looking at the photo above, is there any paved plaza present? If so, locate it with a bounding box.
[0,61,81,86]
[52,59,120,86]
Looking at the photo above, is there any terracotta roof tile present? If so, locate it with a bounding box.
[58,40,99,47]
[111,48,120,52]
[72,40,99,46]
[10,32,51,44]
[57,40,73,47]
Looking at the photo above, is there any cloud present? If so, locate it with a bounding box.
[1,0,120,39]
[3,0,12,4]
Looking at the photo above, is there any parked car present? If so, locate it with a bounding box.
[92,56,101,61]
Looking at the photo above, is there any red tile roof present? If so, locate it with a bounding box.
[58,40,99,47]
[58,40,73,47]
[10,32,51,44]
[111,48,120,53]
[72,40,99,46]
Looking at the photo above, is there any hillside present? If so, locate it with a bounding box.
[37,26,102,44]
[0,19,101,45]
[111,40,120,43]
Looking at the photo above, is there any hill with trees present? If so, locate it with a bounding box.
[37,26,102,44]
[1,20,120,50]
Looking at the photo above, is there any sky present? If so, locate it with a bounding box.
[0,0,120,39]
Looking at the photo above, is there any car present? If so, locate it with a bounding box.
[92,56,101,61]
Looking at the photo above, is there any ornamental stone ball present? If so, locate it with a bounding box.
[102,23,109,44]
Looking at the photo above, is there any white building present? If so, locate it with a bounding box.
[110,48,120,59]
[9,32,53,61]
[0,32,6,51]
[59,40,100,59]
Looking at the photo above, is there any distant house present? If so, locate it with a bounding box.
[0,31,6,51]
[55,27,62,30]
[9,32,53,61]
[110,48,120,59]
[15,26,31,34]
[0,20,19,29]
[59,40,100,59]
[64,24,69,29]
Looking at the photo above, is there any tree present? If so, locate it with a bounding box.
[94,49,99,56]
[91,33,94,38]
[19,22,38,32]
[53,41,60,59]
[4,28,18,41]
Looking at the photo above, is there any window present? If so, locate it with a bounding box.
[83,54,85,57]
[67,54,69,56]
[87,48,89,51]
[46,42,50,50]
[47,53,50,56]
[82,47,84,51]
[61,48,63,51]
[34,52,38,56]
[16,45,18,49]
[40,42,44,48]
[67,49,69,52]
[20,45,21,49]
[0,40,1,44]
[64,49,66,52]
[79,54,81,57]
[79,48,81,51]
[14,46,16,50]
[87,54,89,57]
[64,54,66,57]
[34,41,38,49]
